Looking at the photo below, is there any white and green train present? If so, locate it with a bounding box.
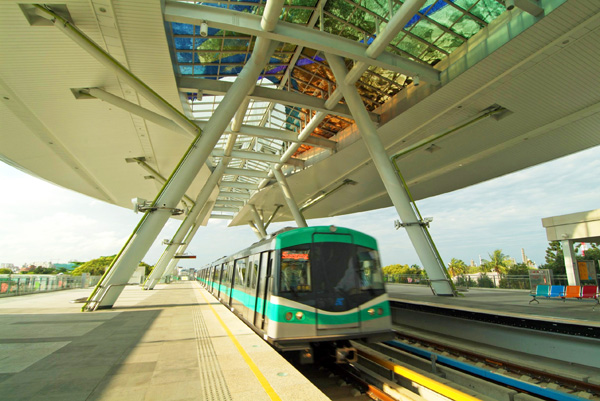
[198,225,393,363]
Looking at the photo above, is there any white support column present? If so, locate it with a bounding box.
[561,240,580,286]
[272,168,307,228]
[162,209,210,281]
[250,204,268,238]
[145,162,226,289]
[326,54,454,296]
[248,222,265,240]
[85,37,280,310]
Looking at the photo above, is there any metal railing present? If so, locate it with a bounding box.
[0,274,101,298]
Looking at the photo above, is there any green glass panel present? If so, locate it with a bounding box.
[325,0,355,19]
[419,48,446,65]
[428,3,465,29]
[452,0,480,12]
[223,38,250,50]
[410,18,445,43]
[362,0,388,19]
[434,33,464,53]
[197,38,221,51]
[285,9,312,24]
[469,0,506,23]
[395,35,428,58]
[451,14,483,39]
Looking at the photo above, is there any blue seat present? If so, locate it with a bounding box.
[549,285,565,298]
[529,284,550,304]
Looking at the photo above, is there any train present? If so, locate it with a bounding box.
[198,225,393,363]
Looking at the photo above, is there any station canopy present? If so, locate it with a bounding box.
[1,0,599,227]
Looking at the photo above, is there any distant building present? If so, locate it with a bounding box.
[54,263,78,271]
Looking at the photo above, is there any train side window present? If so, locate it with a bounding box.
[249,254,259,289]
[280,248,311,293]
[357,247,384,290]
[235,258,248,287]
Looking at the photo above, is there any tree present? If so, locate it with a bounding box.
[482,250,509,275]
[140,261,154,276]
[0,268,12,274]
[71,255,116,276]
[447,258,467,277]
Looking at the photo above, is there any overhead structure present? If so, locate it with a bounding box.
[2,1,600,304]
[542,209,600,286]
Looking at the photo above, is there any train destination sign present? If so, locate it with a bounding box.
[282,251,309,261]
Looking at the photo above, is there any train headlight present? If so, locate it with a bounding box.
[295,311,304,320]
[367,308,375,316]
[285,312,293,321]
[377,308,383,315]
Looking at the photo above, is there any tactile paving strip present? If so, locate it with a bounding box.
[193,306,232,401]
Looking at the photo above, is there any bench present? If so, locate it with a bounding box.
[529,284,558,304]
[530,284,599,310]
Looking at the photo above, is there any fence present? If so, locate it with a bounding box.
[0,274,101,298]
[386,273,600,290]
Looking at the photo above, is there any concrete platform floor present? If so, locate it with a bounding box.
[0,282,329,401]
[386,284,600,326]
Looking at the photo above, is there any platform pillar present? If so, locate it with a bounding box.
[144,163,225,289]
[250,205,268,238]
[561,240,580,286]
[84,38,279,310]
[326,54,454,296]
[273,168,307,228]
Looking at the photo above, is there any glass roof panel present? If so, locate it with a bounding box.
[167,0,510,200]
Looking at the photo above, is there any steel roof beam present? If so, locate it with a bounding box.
[212,149,305,168]
[218,191,251,199]
[220,181,259,190]
[179,76,377,122]
[215,200,246,207]
[164,2,440,84]
[224,168,270,178]
[194,120,336,150]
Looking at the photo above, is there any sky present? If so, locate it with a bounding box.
[0,145,599,269]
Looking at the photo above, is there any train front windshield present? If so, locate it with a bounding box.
[279,242,384,311]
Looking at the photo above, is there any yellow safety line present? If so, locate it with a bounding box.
[359,350,481,401]
[196,284,282,401]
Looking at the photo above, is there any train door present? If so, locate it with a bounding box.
[252,252,266,327]
[244,254,259,323]
[311,233,361,331]
[256,251,273,331]
[215,264,222,297]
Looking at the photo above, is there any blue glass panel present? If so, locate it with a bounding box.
[177,52,193,63]
[180,65,193,75]
[405,0,455,29]
[171,22,194,35]
[195,65,219,76]
[174,37,193,50]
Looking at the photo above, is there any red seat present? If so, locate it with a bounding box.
[581,285,598,299]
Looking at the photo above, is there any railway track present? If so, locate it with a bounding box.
[339,338,600,401]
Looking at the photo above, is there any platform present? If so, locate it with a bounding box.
[0,281,329,401]
[386,284,600,327]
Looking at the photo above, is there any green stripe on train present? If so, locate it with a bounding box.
[201,279,389,325]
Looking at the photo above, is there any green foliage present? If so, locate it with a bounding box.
[140,261,154,276]
[0,268,12,274]
[447,258,467,277]
[476,274,496,288]
[31,267,57,274]
[71,255,116,276]
[455,275,476,288]
[481,249,509,275]
[382,264,419,275]
[506,263,531,276]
